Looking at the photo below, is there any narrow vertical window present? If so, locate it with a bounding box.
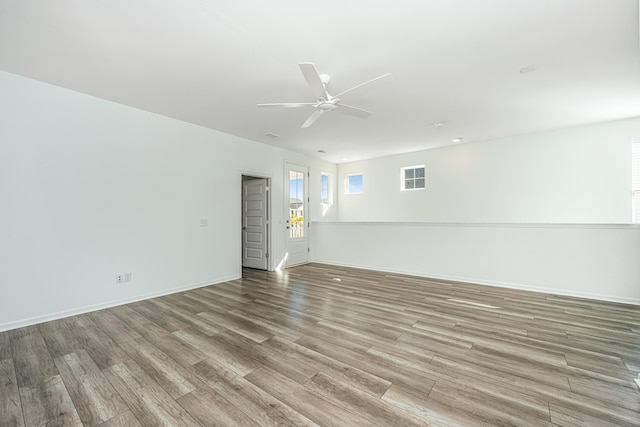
[320,173,331,204]
[401,165,425,191]
[345,173,363,195]
[632,141,640,223]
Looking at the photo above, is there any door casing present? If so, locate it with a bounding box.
[241,174,271,270]
[285,162,309,267]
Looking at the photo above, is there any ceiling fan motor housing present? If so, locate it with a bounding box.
[318,100,338,111]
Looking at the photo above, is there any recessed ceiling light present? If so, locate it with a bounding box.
[433,121,446,128]
[318,149,326,153]
[263,132,280,138]
[452,138,462,143]
[341,157,348,161]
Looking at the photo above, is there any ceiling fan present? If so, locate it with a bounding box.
[257,63,391,128]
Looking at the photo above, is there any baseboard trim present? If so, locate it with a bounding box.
[0,274,241,332]
[311,261,640,306]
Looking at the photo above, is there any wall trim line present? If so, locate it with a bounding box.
[312,221,640,230]
[0,274,241,332]
[310,261,640,306]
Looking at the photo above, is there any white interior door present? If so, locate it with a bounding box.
[242,178,268,270]
[285,163,309,267]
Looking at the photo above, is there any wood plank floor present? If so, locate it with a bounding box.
[1,263,639,426]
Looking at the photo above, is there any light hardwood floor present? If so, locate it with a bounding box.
[1,263,639,426]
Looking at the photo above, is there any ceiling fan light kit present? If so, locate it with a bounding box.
[317,101,337,111]
[257,63,391,128]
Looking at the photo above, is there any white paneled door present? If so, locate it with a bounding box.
[285,163,309,267]
[242,178,269,270]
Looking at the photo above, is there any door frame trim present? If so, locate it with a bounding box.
[284,161,310,268]
[241,172,273,271]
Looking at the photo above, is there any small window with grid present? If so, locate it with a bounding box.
[401,165,425,191]
[345,173,363,195]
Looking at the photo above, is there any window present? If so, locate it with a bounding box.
[633,141,640,223]
[289,170,304,238]
[345,173,363,194]
[401,165,425,191]
[320,173,332,204]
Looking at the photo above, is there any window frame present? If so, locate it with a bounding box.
[400,165,426,191]
[344,173,363,195]
[320,172,332,205]
[632,141,640,223]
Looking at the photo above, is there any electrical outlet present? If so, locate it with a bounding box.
[124,272,132,282]
[115,274,124,283]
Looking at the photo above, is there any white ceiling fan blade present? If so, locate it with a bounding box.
[257,103,314,108]
[335,103,372,118]
[301,109,324,128]
[299,63,329,100]
[334,73,392,98]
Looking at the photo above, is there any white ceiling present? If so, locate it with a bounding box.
[1,0,639,163]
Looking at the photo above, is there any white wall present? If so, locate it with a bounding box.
[312,222,640,304]
[315,117,640,304]
[337,117,640,223]
[0,71,336,330]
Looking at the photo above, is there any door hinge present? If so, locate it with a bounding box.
[308,248,310,253]
[266,220,270,225]
[265,186,270,191]
[265,252,269,258]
